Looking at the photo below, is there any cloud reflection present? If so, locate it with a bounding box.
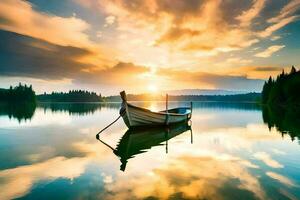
[0,104,299,200]
[0,156,89,200]
[253,152,283,168]
[101,154,266,200]
[266,171,296,187]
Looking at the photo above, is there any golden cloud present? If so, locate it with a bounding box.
[0,0,117,70]
[0,0,92,48]
[76,62,150,86]
[236,0,266,27]
[268,0,300,23]
[97,0,298,56]
[255,45,285,58]
[225,66,289,79]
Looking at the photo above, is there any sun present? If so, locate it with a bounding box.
[147,84,158,93]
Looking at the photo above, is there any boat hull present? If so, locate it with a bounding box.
[121,103,191,128]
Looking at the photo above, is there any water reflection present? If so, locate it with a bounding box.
[0,103,36,122]
[0,103,121,121]
[98,123,192,171]
[39,103,120,115]
[0,102,300,200]
[262,105,300,141]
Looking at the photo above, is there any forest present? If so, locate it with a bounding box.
[37,90,103,102]
[261,66,300,139]
[262,66,300,106]
[103,92,261,102]
[0,83,36,103]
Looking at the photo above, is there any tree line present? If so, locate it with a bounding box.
[262,66,300,106]
[0,83,36,103]
[103,92,261,102]
[37,90,103,102]
[261,66,300,139]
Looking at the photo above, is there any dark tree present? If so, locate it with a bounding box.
[261,66,300,139]
[37,90,103,102]
[261,66,300,106]
[291,65,296,74]
[0,83,36,103]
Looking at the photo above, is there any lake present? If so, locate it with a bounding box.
[0,102,299,200]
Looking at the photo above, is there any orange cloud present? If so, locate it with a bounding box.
[268,0,300,23]
[258,16,298,38]
[96,0,297,56]
[0,0,93,48]
[255,45,285,58]
[223,66,288,79]
[236,0,266,27]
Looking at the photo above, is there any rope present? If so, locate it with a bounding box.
[96,115,122,139]
[96,108,126,139]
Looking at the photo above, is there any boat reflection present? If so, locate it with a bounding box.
[98,123,192,171]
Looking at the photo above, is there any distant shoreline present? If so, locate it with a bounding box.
[1,86,261,104]
[36,99,261,104]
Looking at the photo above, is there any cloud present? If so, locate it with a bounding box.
[1,0,298,94]
[227,66,287,79]
[252,66,283,71]
[97,0,258,54]
[270,35,281,41]
[76,62,150,86]
[258,16,298,38]
[96,31,102,38]
[0,30,95,80]
[226,57,253,65]
[255,45,285,58]
[0,32,145,92]
[104,15,116,27]
[95,0,298,55]
[0,30,263,93]
[236,0,266,27]
[268,0,300,23]
[157,68,264,91]
[253,152,283,168]
[0,0,93,48]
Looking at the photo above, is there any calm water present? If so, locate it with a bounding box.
[0,102,300,200]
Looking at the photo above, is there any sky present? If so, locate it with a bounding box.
[0,0,299,95]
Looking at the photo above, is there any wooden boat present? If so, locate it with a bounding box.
[97,123,192,171]
[119,91,192,128]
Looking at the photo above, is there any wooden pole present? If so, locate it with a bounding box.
[165,127,169,154]
[190,129,193,144]
[166,94,168,111]
[165,94,169,125]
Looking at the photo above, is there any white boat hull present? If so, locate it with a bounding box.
[121,103,191,128]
